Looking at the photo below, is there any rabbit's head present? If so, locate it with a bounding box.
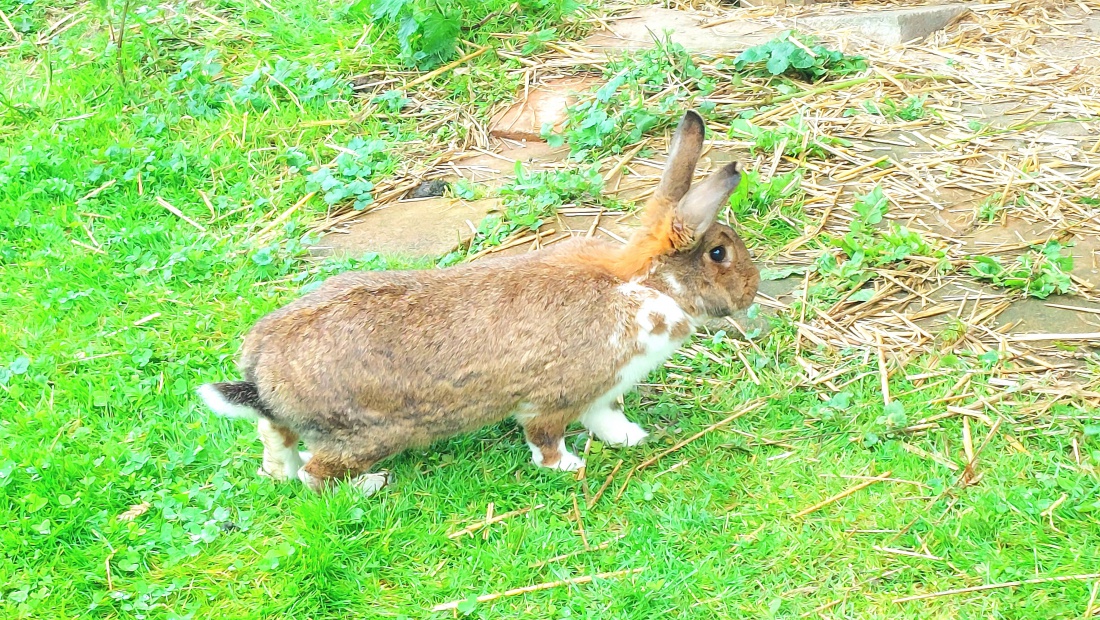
[610,110,759,320]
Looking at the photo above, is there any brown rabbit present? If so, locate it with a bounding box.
[198,110,760,495]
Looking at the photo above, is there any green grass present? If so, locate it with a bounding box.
[2,1,1100,618]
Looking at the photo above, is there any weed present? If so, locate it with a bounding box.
[809,390,852,422]
[975,193,1004,223]
[969,240,1074,299]
[304,138,394,211]
[938,317,968,345]
[523,28,558,54]
[858,95,931,122]
[372,89,411,113]
[729,115,847,160]
[438,164,609,265]
[351,0,461,69]
[812,186,943,300]
[233,59,348,110]
[352,0,580,69]
[733,30,867,82]
[166,49,228,119]
[547,36,713,161]
[727,169,806,246]
[165,52,348,118]
[448,178,484,201]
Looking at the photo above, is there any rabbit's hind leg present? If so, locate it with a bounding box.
[297,445,393,496]
[256,418,305,482]
[518,411,585,472]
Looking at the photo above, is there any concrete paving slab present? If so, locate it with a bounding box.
[795,4,971,46]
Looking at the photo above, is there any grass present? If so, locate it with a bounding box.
[2,1,1100,619]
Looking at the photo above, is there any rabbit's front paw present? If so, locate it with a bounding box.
[580,407,649,447]
[605,422,649,447]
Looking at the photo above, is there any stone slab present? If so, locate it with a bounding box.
[795,4,971,46]
[489,76,600,142]
[996,297,1100,338]
[320,197,498,258]
[583,6,780,53]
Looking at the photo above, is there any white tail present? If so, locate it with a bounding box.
[197,384,262,420]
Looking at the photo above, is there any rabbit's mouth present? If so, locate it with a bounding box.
[703,303,733,319]
[700,292,756,320]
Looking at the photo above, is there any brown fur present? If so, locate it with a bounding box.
[207,110,760,493]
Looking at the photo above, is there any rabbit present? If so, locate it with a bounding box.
[197,109,760,495]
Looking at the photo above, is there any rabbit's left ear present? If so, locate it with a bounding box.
[653,110,706,207]
[668,162,741,250]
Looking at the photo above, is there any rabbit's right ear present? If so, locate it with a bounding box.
[653,111,706,206]
[669,162,741,250]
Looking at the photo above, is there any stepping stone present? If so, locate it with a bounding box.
[489,76,601,142]
[794,4,972,46]
[996,297,1100,339]
[320,196,498,259]
[583,6,780,53]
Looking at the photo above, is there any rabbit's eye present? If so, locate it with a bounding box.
[708,246,727,263]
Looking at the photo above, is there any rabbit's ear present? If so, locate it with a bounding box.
[602,111,718,279]
[654,111,706,205]
[669,162,741,250]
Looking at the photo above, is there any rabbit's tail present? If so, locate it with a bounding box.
[197,381,269,420]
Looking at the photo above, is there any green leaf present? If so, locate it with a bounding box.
[848,288,875,302]
[252,248,273,266]
[789,49,815,69]
[735,46,769,65]
[596,74,625,102]
[456,596,479,615]
[9,356,29,375]
[827,392,852,410]
[883,400,906,427]
[765,53,791,76]
[24,493,47,513]
[368,0,409,21]
[853,186,887,225]
[633,110,659,134]
[416,11,460,68]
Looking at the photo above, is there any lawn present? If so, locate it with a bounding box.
[1,0,1098,618]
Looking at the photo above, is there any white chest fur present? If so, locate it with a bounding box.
[607,282,691,402]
